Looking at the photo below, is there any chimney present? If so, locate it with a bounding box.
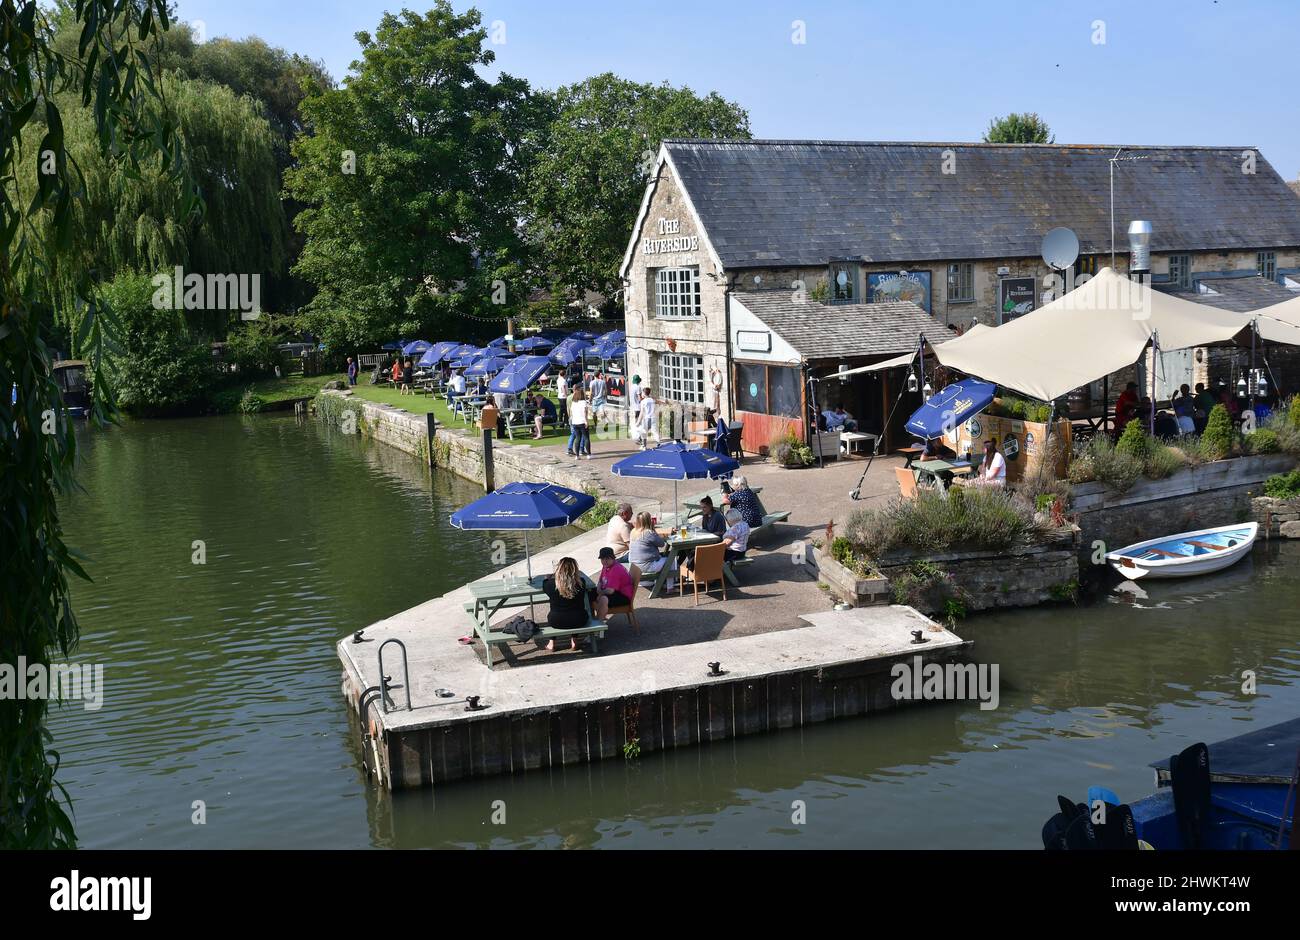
[1127,220,1152,276]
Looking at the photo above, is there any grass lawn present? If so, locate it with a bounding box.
[344,383,630,448]
[211,371,347,412]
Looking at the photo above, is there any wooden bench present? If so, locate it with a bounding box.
[462,599,606,668]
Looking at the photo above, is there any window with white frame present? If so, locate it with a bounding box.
[1258,251,1277,282]
[654,267,701,318]
[658,352,706,404]
[946,262,975,302]
[1168,253,1191,290]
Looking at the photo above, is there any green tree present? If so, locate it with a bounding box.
[13,74,287,341]
[284,2,542,350]
[983,112,1054,144]
[1,0,194,848]
[526,73,750,304]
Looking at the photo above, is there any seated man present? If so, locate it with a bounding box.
[833,406,859,432]
[822,409,846,431]
[919,437,957,487]
[447,370,467,404]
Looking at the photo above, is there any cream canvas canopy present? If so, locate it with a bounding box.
[929,267,1251,401]
[825,324,992,379]
[1251,292,1300,345]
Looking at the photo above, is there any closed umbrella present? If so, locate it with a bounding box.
[611,441,739,526]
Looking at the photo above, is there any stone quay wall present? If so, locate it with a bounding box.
[1251,495,1300,539]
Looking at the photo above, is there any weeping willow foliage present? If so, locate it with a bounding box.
[11,73,287,348]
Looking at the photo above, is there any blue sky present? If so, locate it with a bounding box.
[174,0,1300,179]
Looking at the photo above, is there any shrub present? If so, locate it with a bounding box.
[1263,400,1300,456]
[1144,445,1185,479]
[1264,469,1300,500]
[102,273,219,416]
[1115,419,1154,461]
[1244,428,1280,455]
[224,318,282,376]
[1200,404,1235,461]
[1073,433,1143,492]
[844,485,1047,560]
[888,560,969,621]
[1017,433,1069,508]
[586,499,618,528]
[769,428,813,468]
[1168,433,1205,468]
[237,387,266,414]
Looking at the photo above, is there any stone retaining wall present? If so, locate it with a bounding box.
[1251,495,1300,539]
[1071,454,1295,566]
[316,389,612,498]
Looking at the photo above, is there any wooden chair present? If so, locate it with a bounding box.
[604,564,640,633]
[895,466,919,500]
[680,543,726,605]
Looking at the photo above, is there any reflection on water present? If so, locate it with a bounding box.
[52,415,1300,848]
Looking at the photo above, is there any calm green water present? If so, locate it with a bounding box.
[51,414,1300,848]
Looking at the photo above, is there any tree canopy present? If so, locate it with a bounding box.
[983,112,1054,144]
[525,73,750,305]
[283,2,544,350]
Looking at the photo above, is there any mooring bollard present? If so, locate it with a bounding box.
[480,404,497,491]
[426,412,437,469]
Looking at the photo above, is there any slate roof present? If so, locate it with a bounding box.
[732,290,953,360]
[664,140,1300,269]
[1156,275,1297,314]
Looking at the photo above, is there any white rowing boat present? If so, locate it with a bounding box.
[1106,522,1258,580]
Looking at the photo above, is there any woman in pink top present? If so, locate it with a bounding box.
[594,546,633,616]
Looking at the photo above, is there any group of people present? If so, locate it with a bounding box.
[1115,380,1243,438]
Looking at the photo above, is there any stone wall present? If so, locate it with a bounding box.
[316,389,612,499]
[1071,454,1296,571]
[875,528,1081,613]
[1251,495,1300,539]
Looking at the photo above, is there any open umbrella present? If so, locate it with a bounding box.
[381,340,405,351]
[450,482,596,600]
[464,354,512,378]
[549,336,592,366]
[490,355,551,395]
[569,330,599,341]
[487,335,510,348]
[402,340,431,356]
[611,441,739,526]
[595,329,625,346]
[420,340,460,367]
[905,378,997,440]
[514,335,554,352]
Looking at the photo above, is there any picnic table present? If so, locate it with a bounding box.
[464,573,604,668]
[897,444,926,468]
[913,458,974,491]
[646,526,741,599]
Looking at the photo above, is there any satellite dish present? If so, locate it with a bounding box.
[1041,227,1080,271]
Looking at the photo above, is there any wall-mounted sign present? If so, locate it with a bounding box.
[642,218,699,256]
[998,277,1035,324]
[736,330,771,353]
[867,271,931,313]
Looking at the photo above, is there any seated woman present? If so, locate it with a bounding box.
[541,557,595,652]
[594,547,633,611]
[720,508,750,563]
[532,394,556,439]
[627,511,672,589]
[963,439,1005,487]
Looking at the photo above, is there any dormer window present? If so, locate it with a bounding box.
[829,264,858,304]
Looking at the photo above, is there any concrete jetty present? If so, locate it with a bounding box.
[337,525,969,790]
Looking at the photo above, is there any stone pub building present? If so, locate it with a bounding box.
[620,139,1300,453]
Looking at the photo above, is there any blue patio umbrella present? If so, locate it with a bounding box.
[450,481,596,581]
[487,335,510,348]
[381,340,405,351]
[904,378,997,440]
[611,441,739,525]
[593,341,626,360]
[490,355,551,395]
[569,330,599,341]
[422,340,460,366]
[514,335,554,352]
[464,355,512,378]
[402,339,431,356]
[595,329,625,345]
[548,337,592,366]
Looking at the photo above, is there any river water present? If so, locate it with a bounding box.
[50,414,1300,848]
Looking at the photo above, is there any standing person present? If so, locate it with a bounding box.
[639,389,659,449]
[390,358,403,385]
[590,371,608,422]
[569,388,591,459]
[346,356,358,387]
[628,374,643,442]
[1172,384,1196,435]
[556,371,569,426]
[1114,381,1139,436]
[708,362,724,415]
